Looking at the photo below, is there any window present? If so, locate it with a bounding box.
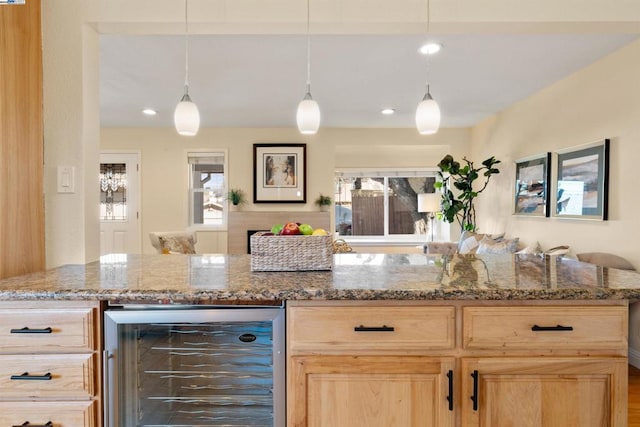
[100,163,128,221]
[188,152,226,228]
[334,170,440,241]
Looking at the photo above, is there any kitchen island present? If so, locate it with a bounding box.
[0,253,638,426]
[0,252,639,302]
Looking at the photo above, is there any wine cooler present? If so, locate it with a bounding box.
[104,305,285,427]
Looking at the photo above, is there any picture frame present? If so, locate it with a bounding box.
[514,152,551,217]
[552,139,610,220]
[253,143,307,203]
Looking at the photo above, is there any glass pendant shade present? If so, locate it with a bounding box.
[174,93,200,136]
[296,93,320,135]
[415,91,441,135]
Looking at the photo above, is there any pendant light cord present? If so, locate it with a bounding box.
[426,0,430,34]
[183,0,190,94]
[305,0,311,93]
[424,0,431,92]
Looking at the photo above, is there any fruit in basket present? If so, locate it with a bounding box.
[312,228,329,236]
[271,224,284,235]
[299,223,314,235]
[282,222,301,235]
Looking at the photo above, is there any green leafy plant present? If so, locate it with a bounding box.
[314,194,332,207]
[227,188,246,206]
[434,154,501,232]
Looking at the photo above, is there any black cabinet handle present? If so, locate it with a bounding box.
[470,370,479,411]
[531,324,573,332]
[354,325,395,332]
[13,422,53,427]
[446,370,454,411]
[10,372,52,381]
[10,327,52,334]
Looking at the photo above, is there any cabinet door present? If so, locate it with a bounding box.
[461,357,628,427]
[289,356,455,427]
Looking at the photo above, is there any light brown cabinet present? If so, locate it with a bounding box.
[0,401,98,427]
[460,357,627,427]
[0,301,101,427]
[287,301,628,427]
[290,355,455,427]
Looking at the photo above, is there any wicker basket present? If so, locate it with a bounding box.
[250,232,333,271]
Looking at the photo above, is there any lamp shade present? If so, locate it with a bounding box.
[296,94,320,135]
[174,94,200,136]
[418,193,441,213]
[415,93,441,135]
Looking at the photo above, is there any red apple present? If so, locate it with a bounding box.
[282,222,301,235]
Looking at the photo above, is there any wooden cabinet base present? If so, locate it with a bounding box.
[288,355,455,427]
[287,301,628,427]
[461,357,628,427]
[0,401,97,427]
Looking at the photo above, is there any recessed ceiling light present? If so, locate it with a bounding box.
[418,43,442,55]
[142,108,157,116]
[381,108,396,115]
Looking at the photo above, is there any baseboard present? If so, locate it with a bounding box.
[630,346,640,368]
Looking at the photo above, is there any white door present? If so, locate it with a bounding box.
[100,152,140,255]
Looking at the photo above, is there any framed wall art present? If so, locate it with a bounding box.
[253,143,307,203]
[553,139,610,220]
[514,152,551,217]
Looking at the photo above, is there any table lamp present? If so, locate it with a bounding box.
[417,193,441,242]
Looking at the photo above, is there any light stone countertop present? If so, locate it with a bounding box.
[0,253,639,303]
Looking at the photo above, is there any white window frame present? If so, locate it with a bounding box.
[335,167,446,244]
[187,150,228,230]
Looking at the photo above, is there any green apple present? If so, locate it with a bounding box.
[299,223,313,235]
[271,224,284,235]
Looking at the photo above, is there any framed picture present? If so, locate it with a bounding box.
[553,139,610,220]
[514,153,551,217]
[253,143,307,203]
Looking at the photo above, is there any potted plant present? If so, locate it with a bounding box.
[315,194,332,212]
[434,154,501,232]
[227,188,246,209]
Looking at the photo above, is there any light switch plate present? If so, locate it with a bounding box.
[57,166,75,193]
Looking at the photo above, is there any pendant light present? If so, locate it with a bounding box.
[415,0,441,135]
[174,0,200,136]
[296,0,320,135]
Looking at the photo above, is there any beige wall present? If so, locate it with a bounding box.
[43,1,101,268]
[471,38,640,267]
[101,127,471,254]
[470,39,640,360]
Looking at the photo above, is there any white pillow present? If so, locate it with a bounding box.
[516,241,542,255]
[476,236,520,254]
[458,236,481,254]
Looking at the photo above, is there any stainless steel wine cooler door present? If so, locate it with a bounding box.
[104,306,285,427]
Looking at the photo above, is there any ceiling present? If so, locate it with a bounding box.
[99,32,638,130]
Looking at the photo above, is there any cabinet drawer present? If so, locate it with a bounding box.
[0,401,97,427]
[0,308,96,353]
[288,306,455,352]
[0,353,96,399]
[463,306,627,351]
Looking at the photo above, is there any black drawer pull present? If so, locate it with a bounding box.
[354,325,395,332]
[13,422,53,427]
[446,370,454,411]
[10,327,53,334]
[531,324,573,332]
[10,372,52,381]
[470,370,479,411]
